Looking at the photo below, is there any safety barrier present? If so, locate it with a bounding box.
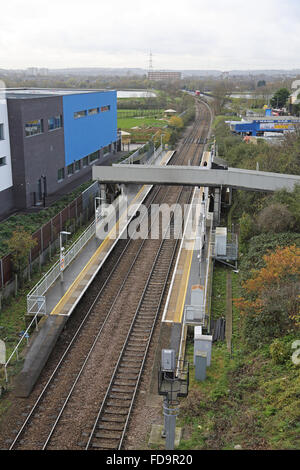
[26,220,96,315]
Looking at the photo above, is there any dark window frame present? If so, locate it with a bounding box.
[88,108,99,116]
[67,163,74,176]
[74,110,87,119]
[48,114,63,131]
[75,160,81,172]
[25,119,44,137]
[57,167,65,182]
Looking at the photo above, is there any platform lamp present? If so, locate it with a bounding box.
[59,231,71,282]
[160,133,165,151]
[94,196,106,234]
[158,350,189,450]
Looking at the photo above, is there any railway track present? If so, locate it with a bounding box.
[4,99,213,451]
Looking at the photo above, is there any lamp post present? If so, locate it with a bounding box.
[160,133,165,153]
[60,231,71,282]
[95,196,105,235]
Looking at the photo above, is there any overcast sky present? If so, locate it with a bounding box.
[1,0,300,70]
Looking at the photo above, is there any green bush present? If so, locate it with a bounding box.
[270,339,291,365]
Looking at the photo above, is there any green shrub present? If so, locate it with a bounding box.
[270,339,291,365]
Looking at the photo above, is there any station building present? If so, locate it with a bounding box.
[0,88,119,217]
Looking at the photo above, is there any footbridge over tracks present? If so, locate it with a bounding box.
[93,164,300,192]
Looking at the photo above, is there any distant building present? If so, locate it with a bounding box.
[229,117,300,137]
[26,67,49,76]
[0,88,119,217]
[148,71,181,81]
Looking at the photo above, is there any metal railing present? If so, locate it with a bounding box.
[2,220,98,382]
[204,217,214,329]
[3,299,45,382]
[27,221,96,315]
[120,143,164,165]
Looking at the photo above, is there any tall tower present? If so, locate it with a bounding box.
[146,50,154,98]
[148,50,154,76]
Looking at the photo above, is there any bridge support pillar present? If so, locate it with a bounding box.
[213,187,221,226]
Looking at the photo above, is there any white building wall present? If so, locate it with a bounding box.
[0,96,13,193]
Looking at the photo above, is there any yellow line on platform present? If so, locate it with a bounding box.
[50,184,147,315]
[173,239,195,324]
[50,151,174,316]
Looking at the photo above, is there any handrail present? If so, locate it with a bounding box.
[3,303,44,382]
[27,221,95,314]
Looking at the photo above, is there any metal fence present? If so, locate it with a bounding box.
[27,220,96,315]
[120,143,164,165]
[0,182,99,290]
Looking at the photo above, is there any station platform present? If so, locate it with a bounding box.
[162,152,211,325]
[15,150,174,397]
[149,152,213,395]
[48,150,173,316]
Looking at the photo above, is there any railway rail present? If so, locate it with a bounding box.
[3,99,213,451]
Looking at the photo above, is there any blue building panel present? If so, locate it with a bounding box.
[232,119,297,136]
[62,91,117,165]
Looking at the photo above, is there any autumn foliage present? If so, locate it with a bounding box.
[234,245,300,345]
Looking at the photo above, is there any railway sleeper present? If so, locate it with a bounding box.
[132,325,152,331]
[125,346,145,357]
[118,364,141,370]
[110,394,132,400]
[95,432,121,440]
[123,352,145,358]
[106,406,130,414]
[98,423,124,431]
[116,372,139,378]
[131,329,152,336]
[101,416,126,423]
[114,380,136,387]
[115,377,137,383]
[104,409,129,416]
[110,391,133,398]
[126,342,147,348]
[130,333,149,339]
[107,400,131,407]
[92,441,118,449]
[134,310,155,315]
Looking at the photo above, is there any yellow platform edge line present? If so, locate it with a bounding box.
[50,184,147,315]
[50,150,174,315]
[173,238,196,324]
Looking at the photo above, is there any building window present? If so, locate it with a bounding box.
[67,163,74,176]
[0,157,6,166]
[75,160,81,172]
[101,105,110,112]
[89,151,99,164]
[48,115,62,131]
[57,167,65,181]
[103,145,110,155]
[74,110,87,119]
[88,108,99,115]
[25,119,44,137]
[82,156,88,167]
[0,124,4,140]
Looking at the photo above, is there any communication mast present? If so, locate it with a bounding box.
[146,50,154,98]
